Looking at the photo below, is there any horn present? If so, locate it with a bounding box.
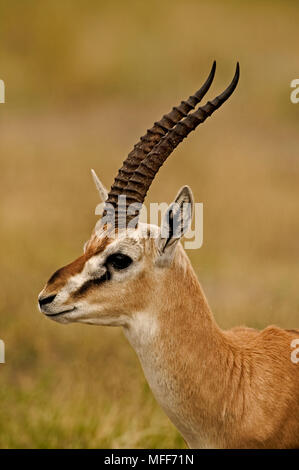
[104,61,216,213]
[91,169,108,201]
[123,63,240,221]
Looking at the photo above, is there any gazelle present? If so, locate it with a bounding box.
[38,62,299,449]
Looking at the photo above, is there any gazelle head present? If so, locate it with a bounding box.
[38,62,239,326]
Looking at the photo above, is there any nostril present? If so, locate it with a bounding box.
[39,294,56,307]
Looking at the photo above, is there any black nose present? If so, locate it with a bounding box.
[39,294,56,307]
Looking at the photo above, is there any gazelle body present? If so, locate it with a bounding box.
[38,63,299,448]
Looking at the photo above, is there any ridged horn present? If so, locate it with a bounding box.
[123,63,240,221]
[104,61,216,211]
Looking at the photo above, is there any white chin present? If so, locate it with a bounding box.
[45,314,70,324]
[45,307,128,327]
[44,310,77,324]
[74,314,128,327]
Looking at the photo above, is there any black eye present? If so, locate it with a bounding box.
[106,253,133,270]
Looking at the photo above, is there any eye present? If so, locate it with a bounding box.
[106,253,133,270]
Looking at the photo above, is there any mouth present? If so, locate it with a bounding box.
[44,307,76,317]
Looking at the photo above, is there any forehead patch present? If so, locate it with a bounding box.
[46,234,111,291]
[85,233,111,257]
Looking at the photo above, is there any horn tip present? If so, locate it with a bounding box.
[91,168,99,185]
[210,60,216,75]
[91,168,98,182]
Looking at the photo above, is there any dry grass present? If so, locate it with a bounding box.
[0,0,298,448]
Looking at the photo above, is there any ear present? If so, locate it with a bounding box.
[156,186,194,264]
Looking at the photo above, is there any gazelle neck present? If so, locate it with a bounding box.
[123,245,230,448]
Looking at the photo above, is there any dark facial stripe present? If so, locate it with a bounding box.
[72,270,111,298]
[45,235,111,292]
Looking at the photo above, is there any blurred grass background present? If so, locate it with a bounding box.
[0,0,299,448]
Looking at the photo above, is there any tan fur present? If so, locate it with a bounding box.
[39,227,299,448]
[140,246,299,448]
[45,234,110,293]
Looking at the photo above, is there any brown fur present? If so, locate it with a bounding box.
[146,247,299,448]
[45,234,110,293]
[41,230,299,448]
